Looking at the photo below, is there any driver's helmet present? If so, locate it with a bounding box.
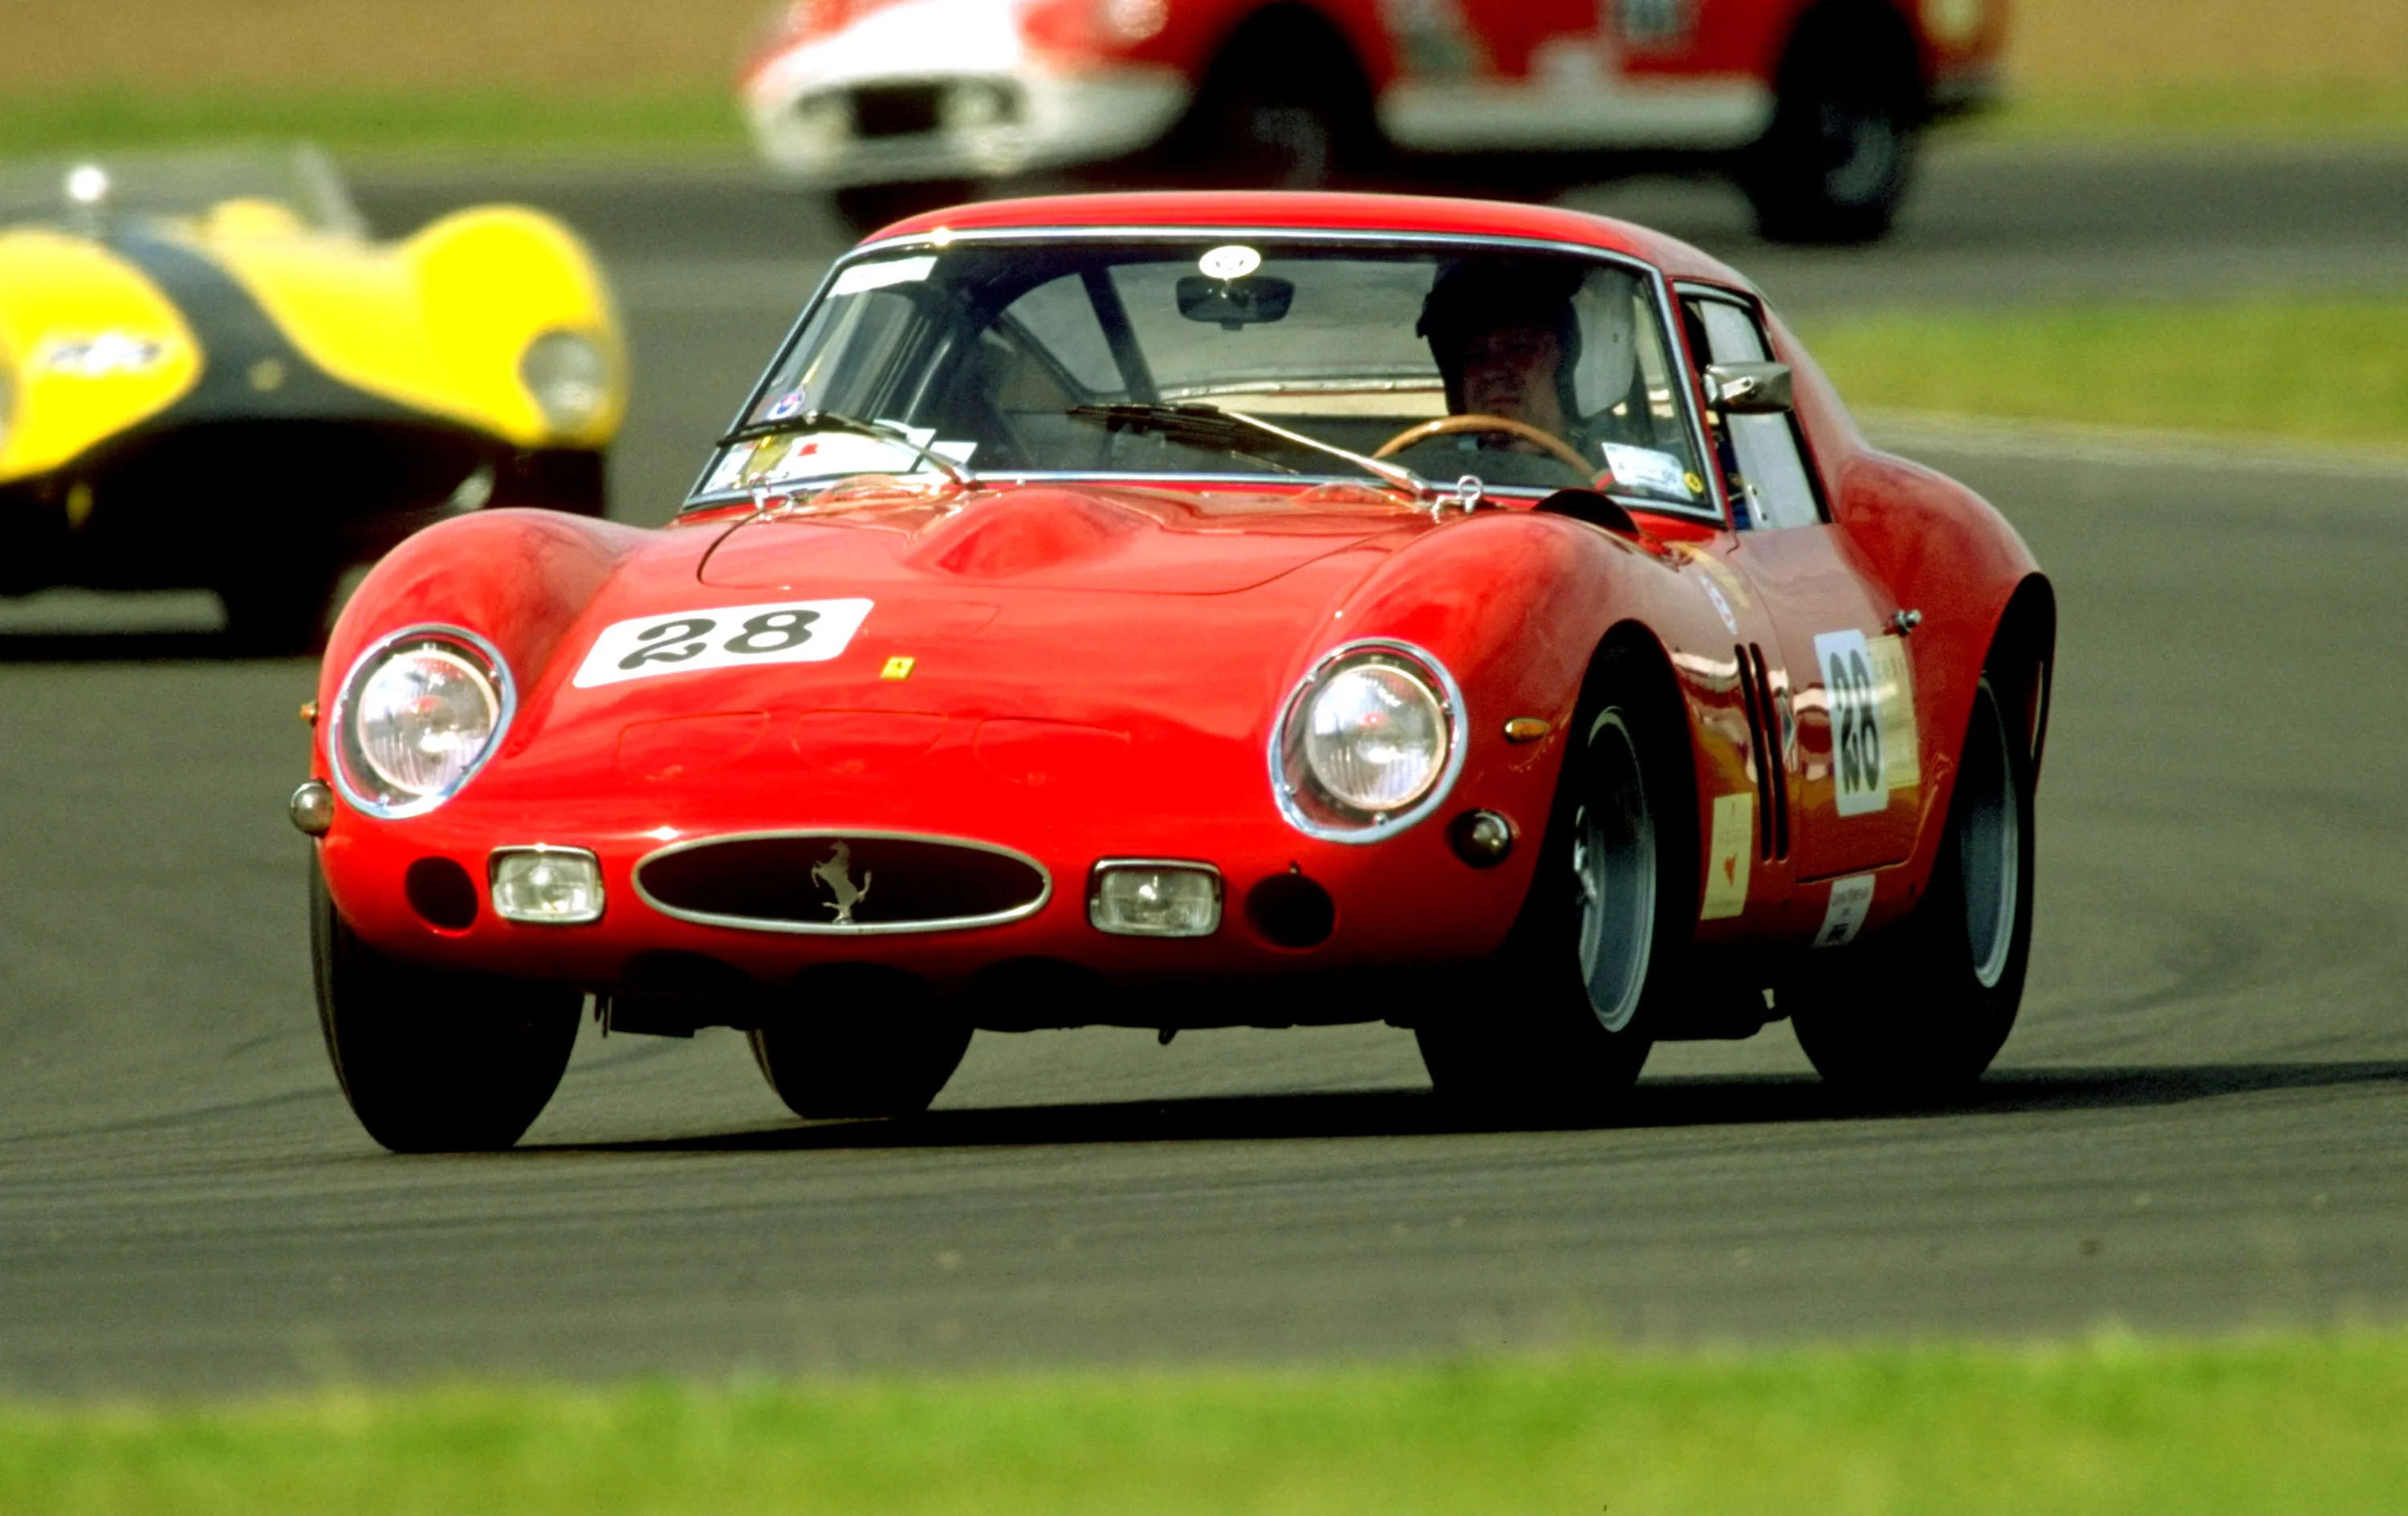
[1415,258,1586,422]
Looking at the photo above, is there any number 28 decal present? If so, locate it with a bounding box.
[1812,628,1919,817]
[571,599,873,688]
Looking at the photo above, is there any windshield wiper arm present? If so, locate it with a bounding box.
[715,409,974,490]
[1066,403,1425,497]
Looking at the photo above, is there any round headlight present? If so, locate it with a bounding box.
[331,630,513,817]
[1304,662,1447,812]
[1273,641,1464,842]
[519,329,611,434]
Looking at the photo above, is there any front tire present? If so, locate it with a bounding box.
[1416,647,1693,1116]
[1788,675,2035,1098]
[311,863,581,1152]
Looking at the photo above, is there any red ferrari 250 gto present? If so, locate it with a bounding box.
[295,190,2052,1151]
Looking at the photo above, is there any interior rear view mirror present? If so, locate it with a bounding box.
[1177,274,1296,330]
[1702,361,1795,414]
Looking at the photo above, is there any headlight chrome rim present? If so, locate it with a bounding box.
[1270,638,1466,844]
[326,624,516,820]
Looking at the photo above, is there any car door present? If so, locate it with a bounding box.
[1678,285,1925,885]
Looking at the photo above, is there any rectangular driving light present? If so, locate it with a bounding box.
[1089,860,1222,938]
[490,846,605,925]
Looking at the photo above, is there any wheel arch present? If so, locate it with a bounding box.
[1982,571,2058,782]
[1574,616,1704,916]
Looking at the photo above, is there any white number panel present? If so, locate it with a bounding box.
[571,599,874,689]
[1812,628,1918,818]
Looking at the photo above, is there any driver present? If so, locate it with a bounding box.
[1415,259,1589,448]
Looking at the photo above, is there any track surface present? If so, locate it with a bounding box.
[2,145,2406,1396]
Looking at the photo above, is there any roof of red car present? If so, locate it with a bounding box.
[868,190,1755,290]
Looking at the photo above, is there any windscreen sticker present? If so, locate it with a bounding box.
[572,599,874,689]
[1598,442,1698,500]
[706,426,974,493]
[1198,244,1262,279]
[1813,873,1875,948]
[1814,628,1918,816]
[1699,791,1754,921]
[829,255,935,296]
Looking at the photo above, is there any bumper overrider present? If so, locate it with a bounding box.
[299,637,1550,1033]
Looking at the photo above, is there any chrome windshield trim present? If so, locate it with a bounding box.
[632,827,1053,936]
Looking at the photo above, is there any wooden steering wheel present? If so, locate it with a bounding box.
[1373,413,1594,477]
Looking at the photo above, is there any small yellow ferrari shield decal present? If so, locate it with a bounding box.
[879,656,916,681]
[1699,791,1754,921]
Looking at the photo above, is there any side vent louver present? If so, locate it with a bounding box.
[1734,644,1791,862]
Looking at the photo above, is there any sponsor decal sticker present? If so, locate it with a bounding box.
[1700,577,1738,635]
[1814,873,1875,948]
[37,332,169,377]
[1699,791,1753,921]
[572,599,873,688]
[1813,628,1918,816]
[1599,441,1698,499]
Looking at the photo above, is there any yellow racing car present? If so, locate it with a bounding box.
[0,145,624,650]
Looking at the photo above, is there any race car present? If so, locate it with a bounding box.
[0,145,625,650]
[739,0,2003,242]
[294,189,2052,1152]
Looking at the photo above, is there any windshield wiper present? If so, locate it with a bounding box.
[715,409,974,490]
[1065,403,1425,498]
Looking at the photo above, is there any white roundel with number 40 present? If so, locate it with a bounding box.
[571,599,873,688]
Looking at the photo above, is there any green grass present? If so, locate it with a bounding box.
[0,85,745,156]
[6,75,2408,157]
[4,1331,2407,1514]
[1973,80,2408,144]
[1798,299,2408,449]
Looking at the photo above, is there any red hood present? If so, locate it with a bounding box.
[479,482,1444,822]
[698,480,1426,595]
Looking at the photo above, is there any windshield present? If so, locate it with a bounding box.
[690,237,1714,517]
[0,144,364,238]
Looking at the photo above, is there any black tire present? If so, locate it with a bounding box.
[310,862,582,1152]
[1169,15,1378,188]
[1740,11,1922,245]
[490,448,609,517]
[1416,644,1694,1116]
[1788,674,2035,1098]
[747,969,973,1120]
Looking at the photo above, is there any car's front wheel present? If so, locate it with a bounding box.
[311,863,582,1152]
[748,969,973,1120]
[1415,646,1691,1116]
[1788,675,2035,1098]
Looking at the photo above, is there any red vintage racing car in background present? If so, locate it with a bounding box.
[296,189,2052,1151]
[741,0,2003,242]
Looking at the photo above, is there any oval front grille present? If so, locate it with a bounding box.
[634,831,1050,935]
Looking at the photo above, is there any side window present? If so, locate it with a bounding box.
[1685,296,1825,530]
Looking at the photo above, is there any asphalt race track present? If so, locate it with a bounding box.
[2,144,2405,1396]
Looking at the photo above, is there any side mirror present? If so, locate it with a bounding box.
[1702,361,1794,415]
[1176,274,1296,331]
